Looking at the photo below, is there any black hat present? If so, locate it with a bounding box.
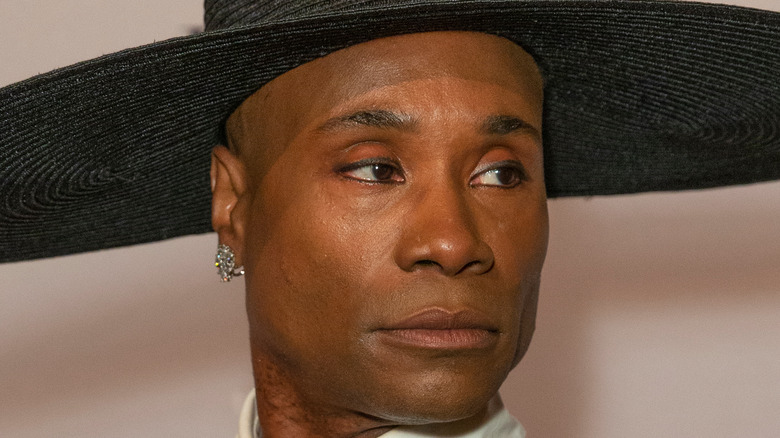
[1,0,779,263]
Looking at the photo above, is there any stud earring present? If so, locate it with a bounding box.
[215,243,245,282]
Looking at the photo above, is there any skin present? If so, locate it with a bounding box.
[211,31,548,437]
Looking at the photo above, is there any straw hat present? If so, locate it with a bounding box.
[1,0,778,262]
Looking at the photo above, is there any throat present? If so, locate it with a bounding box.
[251,355,395,438]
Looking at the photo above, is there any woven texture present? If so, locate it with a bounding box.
[1,0,779,262]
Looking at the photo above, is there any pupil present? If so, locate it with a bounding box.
[496,168,516,185]
[372,164,394,181]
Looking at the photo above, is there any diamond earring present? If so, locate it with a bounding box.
[215,244,245,282]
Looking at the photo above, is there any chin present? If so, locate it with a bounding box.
[376,393,496,426]
[365,367,507,425]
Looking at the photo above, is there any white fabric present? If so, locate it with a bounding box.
[237,389,525,437]
[237,389,261,438]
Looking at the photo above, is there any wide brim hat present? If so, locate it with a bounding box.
[1,0,779,263]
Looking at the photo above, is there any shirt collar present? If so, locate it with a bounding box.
[237,389,525,438]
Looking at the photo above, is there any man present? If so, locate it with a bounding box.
[215,31,545,436]
[0,1,778,437]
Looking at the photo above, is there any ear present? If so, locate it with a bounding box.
[211,145,249,265]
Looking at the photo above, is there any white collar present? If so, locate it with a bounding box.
[237,389,525,438]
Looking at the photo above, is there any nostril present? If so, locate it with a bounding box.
[410,258,491,276]
[457,258,493,275]
[415,260,440,269]
[458,260,480,274]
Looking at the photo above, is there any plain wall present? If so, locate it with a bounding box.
[1,1,778,436]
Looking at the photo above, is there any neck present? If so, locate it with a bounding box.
[252,355,395,438]
[250,350,498,437]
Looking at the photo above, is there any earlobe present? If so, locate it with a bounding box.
[211,145,248,264]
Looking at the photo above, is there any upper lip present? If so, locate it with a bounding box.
[382,308,498,331]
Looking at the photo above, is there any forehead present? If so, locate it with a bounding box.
[226,31,543,162]
[274,31,540,101]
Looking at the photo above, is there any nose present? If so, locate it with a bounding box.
[393,182,494,277]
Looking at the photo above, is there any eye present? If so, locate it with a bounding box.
[339,158,404,183]
[470,160,527,188]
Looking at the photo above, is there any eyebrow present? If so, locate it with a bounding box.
[481,115,538,138]
[317,109,418,132]
[316,109,539,139]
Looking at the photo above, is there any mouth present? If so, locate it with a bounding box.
[374,308,499,350]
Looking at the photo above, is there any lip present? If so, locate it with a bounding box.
[374,308,499,350]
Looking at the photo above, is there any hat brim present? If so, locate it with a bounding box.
[1,0,779,262]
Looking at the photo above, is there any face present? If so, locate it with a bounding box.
[213,31,548,427]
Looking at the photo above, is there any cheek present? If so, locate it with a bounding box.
[482,196,547,341]
[243,184,399,359]
[489,194,548,279]
[497,198,547,360]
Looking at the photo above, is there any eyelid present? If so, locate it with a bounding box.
[471,160,528,179]
[338,157,398,171]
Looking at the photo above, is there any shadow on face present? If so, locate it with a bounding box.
[212,31,549,430]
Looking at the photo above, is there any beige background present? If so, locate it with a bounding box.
[1,1,778,436]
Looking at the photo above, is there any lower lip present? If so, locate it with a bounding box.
[374,328,497,350]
